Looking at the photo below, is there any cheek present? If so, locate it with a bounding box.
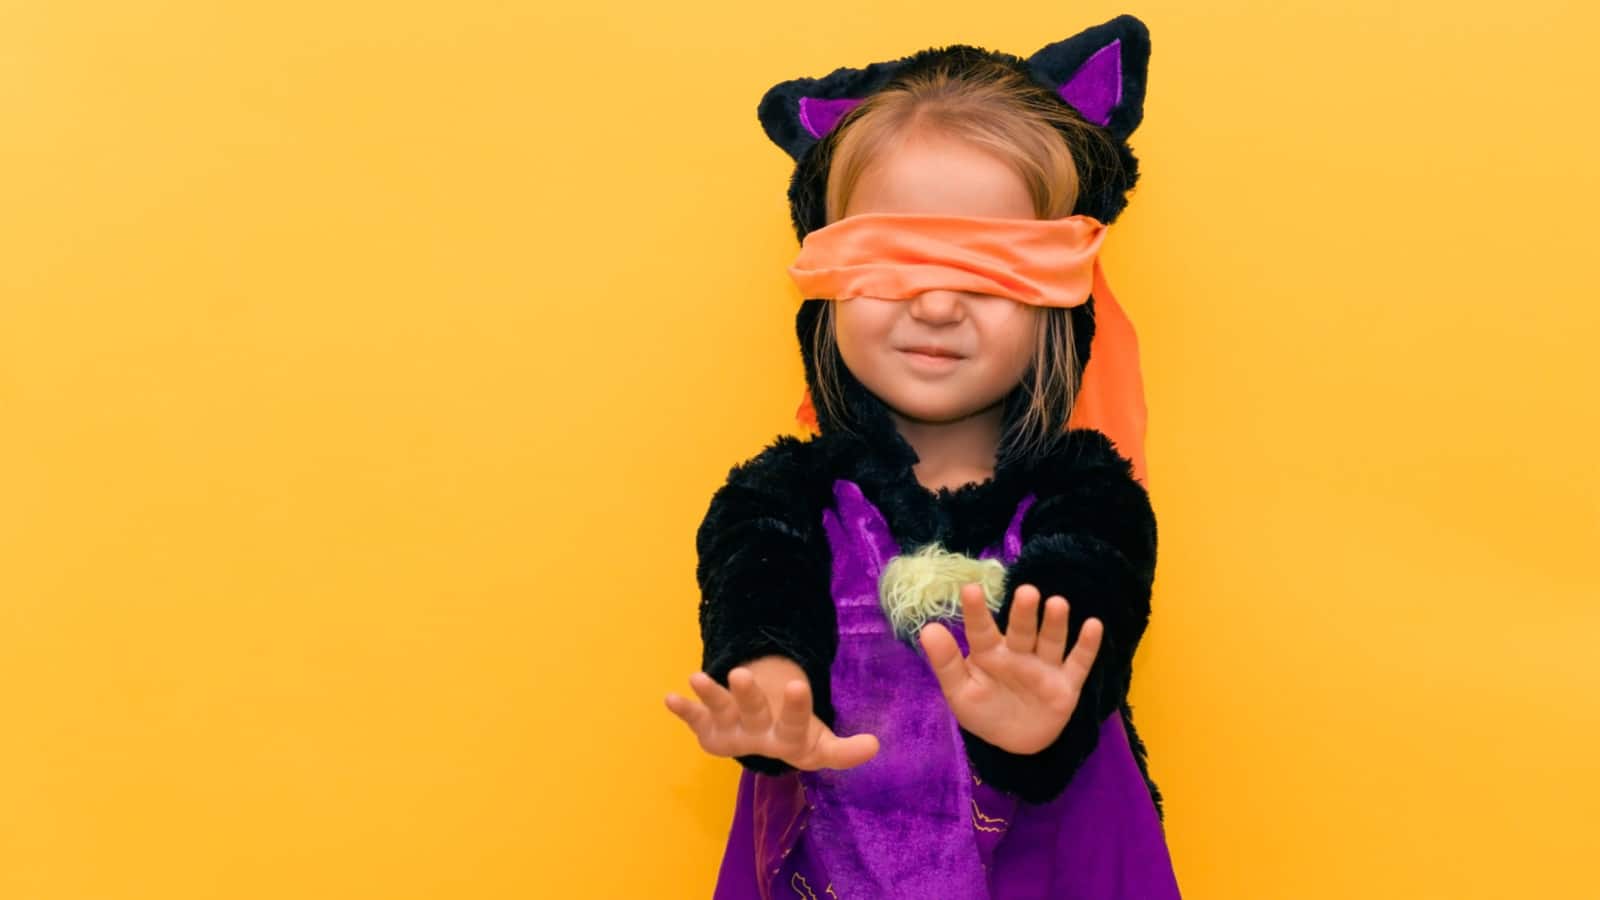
[833,300,896,358]
[979,308,1042,372]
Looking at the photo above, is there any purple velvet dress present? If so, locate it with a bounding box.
[712,479,1180,899]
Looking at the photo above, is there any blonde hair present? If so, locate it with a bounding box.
[808,59,1117,465]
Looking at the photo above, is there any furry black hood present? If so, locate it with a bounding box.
[754,15,1151,467]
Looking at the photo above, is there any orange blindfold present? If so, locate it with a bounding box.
[787,211,1109,307]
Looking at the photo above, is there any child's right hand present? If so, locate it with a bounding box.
[664,657,880,771]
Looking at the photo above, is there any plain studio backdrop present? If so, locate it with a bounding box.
[1,1,1596,897]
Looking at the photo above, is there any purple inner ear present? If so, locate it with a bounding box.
[798,96,864,139]
[1056,38,1122,127]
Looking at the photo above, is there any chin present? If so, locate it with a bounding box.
[886,399,979,425]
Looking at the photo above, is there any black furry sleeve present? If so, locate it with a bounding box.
[695,435,838,775]
[960,428,1158,804]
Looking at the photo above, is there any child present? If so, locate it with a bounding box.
[664,16,1179,898]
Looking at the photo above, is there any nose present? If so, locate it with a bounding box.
[907,288,966,324]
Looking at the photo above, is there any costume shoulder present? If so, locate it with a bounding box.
[695,434,841,775]
[1025,426,1140,492]
[1019,427,1156,580]
[961,426,1158,803]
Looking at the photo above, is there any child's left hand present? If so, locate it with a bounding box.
[919,582,1103,755]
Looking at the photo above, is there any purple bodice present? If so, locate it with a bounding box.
[712,479,1180,899]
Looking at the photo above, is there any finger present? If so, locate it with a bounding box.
[919,621,969,699]
[1004,584,1041,655]
[663,693,713,735]
[728,667,774,733]
[1062,617,1105,683]
[817,730,880,770]
[773,678,813,750]
[960,582,1005,656]
[689,671,740,729]
[1035,595,1070,662]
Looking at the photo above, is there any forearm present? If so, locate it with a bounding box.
[696,517,837,720]
[694,438,838,772]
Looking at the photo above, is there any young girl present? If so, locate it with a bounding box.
[664,17,1179,898]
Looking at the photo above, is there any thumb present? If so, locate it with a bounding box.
[816,729,880,770]
[919,622,968,700]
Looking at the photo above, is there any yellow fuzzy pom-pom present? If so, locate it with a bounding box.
[876,542,1007,642]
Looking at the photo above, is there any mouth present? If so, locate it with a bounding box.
[899,347,965,371]
[899,345,965,359]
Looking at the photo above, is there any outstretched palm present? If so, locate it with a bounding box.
[919,583,1103,755]
[664,664,880,771]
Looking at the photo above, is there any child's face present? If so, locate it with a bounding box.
[833,130,1042,427]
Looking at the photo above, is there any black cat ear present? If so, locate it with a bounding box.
[1027,14,1151,142]
[756,57,911,162]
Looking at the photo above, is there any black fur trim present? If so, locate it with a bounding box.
[1121,698,1166,825]
[1018,428,1158,587]
[695,435,839,774]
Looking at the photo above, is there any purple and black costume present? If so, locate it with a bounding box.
[694,16,1179,898]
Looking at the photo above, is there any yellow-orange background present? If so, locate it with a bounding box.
[2,2,1596,897]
